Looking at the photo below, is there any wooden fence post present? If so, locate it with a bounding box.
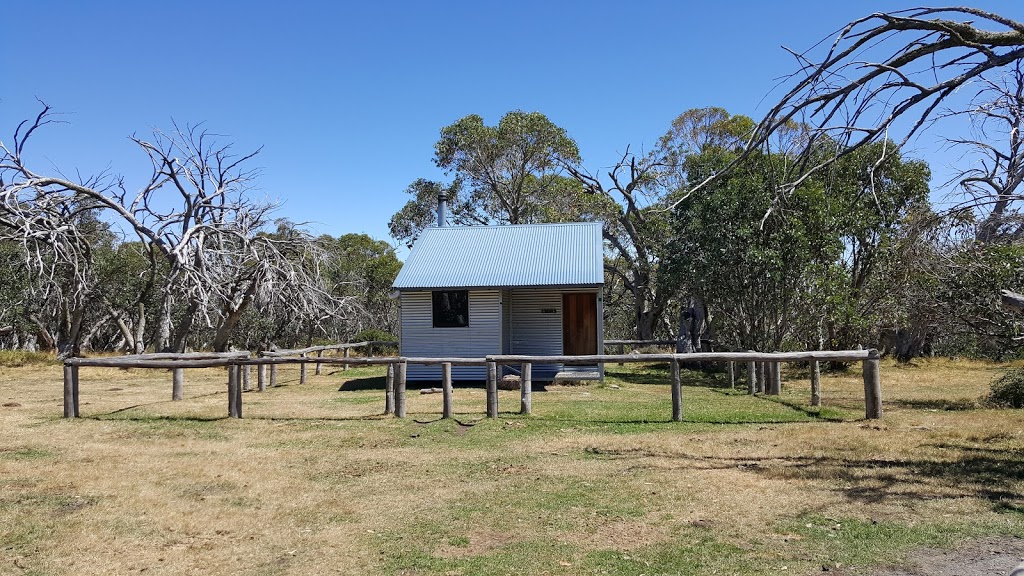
[242,365,251,392]
[617,343,624,366]
[671,358,682,422]
[863,351,882,419]
[727,361,735,389]
[520,362,532,415]
[172,368,184,401]
[810,360,821,407]
[442,362,453,419]
[315,350,323,376]
[228,365,241,418]
[395,361,407,418]
[756,362,766,394]
[257,364,267,392]
[769,362,781,395]
[367,342,373,358]
[234,366,243,418]
[343,347,350,371]
[746,356,756,395]
[63,364,80,418]
[486,361,498,418]
[270,364,278,387]
[71,365,80,417]
[300,354,307,384]
[385,363,395,415]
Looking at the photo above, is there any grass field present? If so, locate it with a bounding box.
[1,356,1022,575]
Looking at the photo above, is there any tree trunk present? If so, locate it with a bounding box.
[156,294,173,352]
[133,302,146,354]
[677,308,694,353]
[169,301,200,353]
[212,282,259,352]
[30,315,56,351]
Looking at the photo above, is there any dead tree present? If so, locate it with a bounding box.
[2,103,352,353]
[940,62,1024,243]
[676,7,1024,209]
[563,149,678,341]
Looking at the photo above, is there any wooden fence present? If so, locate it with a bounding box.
[61,348,881,422]
[261,340,397,382]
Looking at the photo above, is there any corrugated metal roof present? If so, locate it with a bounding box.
[393,222,604,290]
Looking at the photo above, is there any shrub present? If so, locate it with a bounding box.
[351,329,397,355]
[0,350,59,368]
[352,328,395,343]
[987,368,1024,408]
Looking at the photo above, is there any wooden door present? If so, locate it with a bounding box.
[562,293,597,355]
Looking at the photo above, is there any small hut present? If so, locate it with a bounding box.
[392,203,603,382]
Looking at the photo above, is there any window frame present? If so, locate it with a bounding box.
[431,290,470,328]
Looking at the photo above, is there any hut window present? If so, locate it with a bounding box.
[432,290,469,327]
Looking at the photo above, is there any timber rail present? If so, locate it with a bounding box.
[61,349,881,422]
[257,340,398,383]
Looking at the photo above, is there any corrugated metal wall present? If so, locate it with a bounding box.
[400,290,500,380]
[510,289,563,379]
[501,290,512,355]
[399,287,602,382]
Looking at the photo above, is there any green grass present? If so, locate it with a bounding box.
[0,447,53,460]
[3,359,1023,575]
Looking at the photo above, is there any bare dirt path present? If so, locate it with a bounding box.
[866,537,1024,576]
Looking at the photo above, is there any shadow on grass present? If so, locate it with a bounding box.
[750,394,849,422]
[604,366,736,389]
[89,413,229,423]
[583,444,1024,510]
[89,413,393,423]
[338,377,509,392]
[885,398,980,411]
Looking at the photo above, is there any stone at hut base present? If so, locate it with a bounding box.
[498,375,521,391]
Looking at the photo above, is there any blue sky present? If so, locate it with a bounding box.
[3,0,1023,252]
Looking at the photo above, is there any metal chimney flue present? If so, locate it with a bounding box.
[437,191,448,227]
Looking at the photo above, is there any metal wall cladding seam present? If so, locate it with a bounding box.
[392,222,603,290]
[501,290,512,355]
[509,289,563,379]
[401,290,500,381]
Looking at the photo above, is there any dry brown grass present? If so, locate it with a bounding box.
[1,358,1022,575]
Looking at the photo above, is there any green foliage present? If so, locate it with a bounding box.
[925,243,1024,359]
[352,328,395,343]
[663,130,932,352]
[388,178,463,247]
[390,110,587,246]
[988,368,1024,408]
[322,233,401,337]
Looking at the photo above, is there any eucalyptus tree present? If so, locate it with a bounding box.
[390,110,583,246]
[320,232,402,338]
[564,108,758,343]
[663,135,930,353]
[562,147,675,341]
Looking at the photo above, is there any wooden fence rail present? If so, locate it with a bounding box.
[61,349,882,423]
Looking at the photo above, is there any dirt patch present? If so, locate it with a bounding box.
[564,518,671,551]
[866,537,1024,576]
[433,528,517,558]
